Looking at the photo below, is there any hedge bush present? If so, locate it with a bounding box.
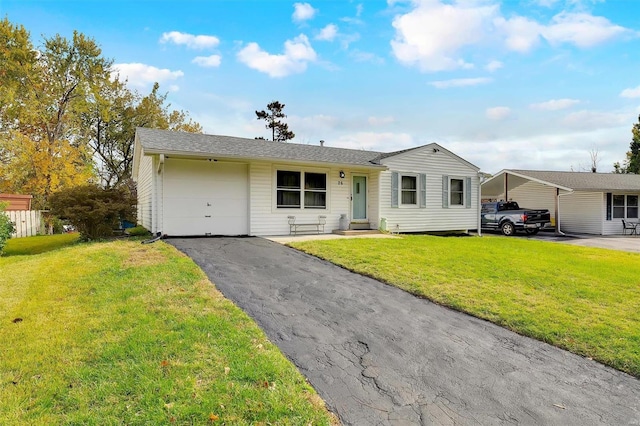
[49,185,136,241]
[0,202,16,255]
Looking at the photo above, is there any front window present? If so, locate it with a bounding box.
[612,194,639,219]
[304,172,326,209]
[277,171,301,208]
[401,175,417,205]
[276,170,326,209]
[628,195,638,218]
[450,178,464,206]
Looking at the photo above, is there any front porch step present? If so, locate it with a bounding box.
[349,222,371,230]
[332,229,382,236]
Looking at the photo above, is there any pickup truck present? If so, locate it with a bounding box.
[481,201,551,236]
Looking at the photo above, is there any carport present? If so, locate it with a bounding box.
[483,169,640,235]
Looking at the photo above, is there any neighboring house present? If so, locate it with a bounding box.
[481,169,640,235]
[132,128,481,237]
[0,193,33,211]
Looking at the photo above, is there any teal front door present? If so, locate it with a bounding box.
[352,176,367,220]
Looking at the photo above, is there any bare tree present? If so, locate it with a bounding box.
[589,147,600,173]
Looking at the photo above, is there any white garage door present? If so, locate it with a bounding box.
[162,159,248,236]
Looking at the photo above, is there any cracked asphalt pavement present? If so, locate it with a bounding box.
[168,237,640,425]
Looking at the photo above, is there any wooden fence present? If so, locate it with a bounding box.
[4,210,42,238]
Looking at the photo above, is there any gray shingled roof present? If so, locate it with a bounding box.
[136,128,384,167]
[509,169,640,191]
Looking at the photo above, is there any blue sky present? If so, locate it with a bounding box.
[2,0,639,173]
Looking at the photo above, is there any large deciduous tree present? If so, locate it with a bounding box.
[0,19,105,207]
[82,81,203,189]
[255,100,295,142]
[613,115,640,174]
[0,17,203,205]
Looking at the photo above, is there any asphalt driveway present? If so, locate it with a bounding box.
[168,237,640,425]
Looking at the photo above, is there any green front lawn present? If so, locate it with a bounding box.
[3,233,80,256]
[291,235,640,377]
[1,237,335,425]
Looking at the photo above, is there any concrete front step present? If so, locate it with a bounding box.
[332,229,382,236]
[349,222,371,230]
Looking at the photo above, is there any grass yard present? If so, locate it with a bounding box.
[291,235,640,377]
[3,233,80,256]
[0,237,335,425]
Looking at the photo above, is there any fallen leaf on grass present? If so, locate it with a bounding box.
[209,413,219,422]
[224,367,230,375]
[553,403,566,409]
[12,318,23,323]
[160,360,170,367]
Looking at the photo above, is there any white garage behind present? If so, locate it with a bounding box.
[162,159,248,236]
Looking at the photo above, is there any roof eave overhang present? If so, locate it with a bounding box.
[141,148,388,170]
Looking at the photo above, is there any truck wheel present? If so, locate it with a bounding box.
[525,229,539,235]
[501,222,515,236]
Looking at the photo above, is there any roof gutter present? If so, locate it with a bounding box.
[141,148,388,170]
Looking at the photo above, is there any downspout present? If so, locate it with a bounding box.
[477,171,489,236]
[157,153,165,174]
[556,188,572,236]
[155,154,165,237]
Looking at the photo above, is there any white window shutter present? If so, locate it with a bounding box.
[442,175,449,208]
[465,177,472,208]
[419,173,427,208]
[391,172,399,208]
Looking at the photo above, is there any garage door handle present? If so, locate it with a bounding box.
[205,215,212,218]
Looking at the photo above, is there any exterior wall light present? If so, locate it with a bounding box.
[339,170,345,178]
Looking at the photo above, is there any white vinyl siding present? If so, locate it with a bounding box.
[380,147,479,233]
[136,153,153,231]
[249,162,378,236]
[560,191,603,235]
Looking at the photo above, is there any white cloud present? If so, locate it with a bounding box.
[391,1,497,72]
[334,131,415,151]
[494,16,542,52]
[111,63,184,88]
[368,116,395,126]
[390,1,631,72]
[620,86,640,98]
[562,110,633,130]
[530,98,581,111]
[542,12,628,48]
[350,50,385,64]
[292,3,317,23]
[192,55,222,68]
[237,34,317,78]
[160,31,219,49]
[430,77,492,89]
[485,60,503,72]
[316,24,338,41]
[486,106,512,120]
[356,3,363,17]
